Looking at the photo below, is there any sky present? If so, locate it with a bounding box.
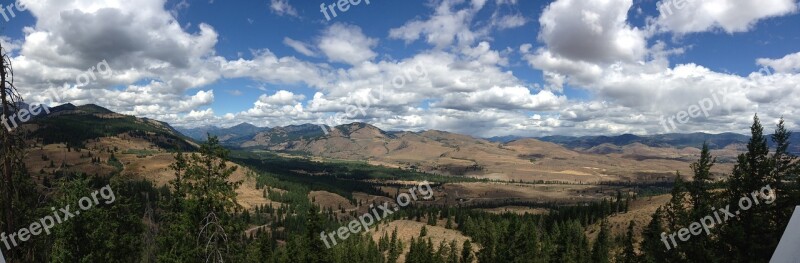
[1,0,799,137]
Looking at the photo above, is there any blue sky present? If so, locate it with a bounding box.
[1,0,800,137]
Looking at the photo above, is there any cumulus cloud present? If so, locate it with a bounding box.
[389,0,522,49]
[652,0,798,34]
[538,0,647,63]
[317,23,378,65]
[5,0,800,138]
[516,0,800,137]
[433,86,567,111]
[220,49,330,88]
[11,0,223,118]
[757,51,800,73]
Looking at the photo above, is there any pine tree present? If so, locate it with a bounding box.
[770,117,798,232]
[685,143,716,261]
[157,136,242,262]
[460,240,474,263]
[436,241,449,263]
[447,240,459,263]
[428,212,438,226]
[591,220,610,263]
[388,227,402,263]
[719,115,774,262]
[51,177,145,262]
[306,205,330,262]
[619,220,637,263]
[169,148,188,199]
[689,143,715,212]
[662,174,688,261]
[640,208,668,263]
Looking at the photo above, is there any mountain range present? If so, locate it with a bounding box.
[22,103,791,183]
[181,122,800,154]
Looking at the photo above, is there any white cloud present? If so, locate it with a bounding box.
[270,0,299,17]
[653,0,798,34]
[317,23,378,65]
[515,0,800,137]
[283,37,317,57]
[757,51,800,73]
[388,0,486,49]
[433,86,567,111]
[11,0,224,118]
[220,49,330,88]
[538,0,647,63]
[493,14,527,29]
[7,0,800,137]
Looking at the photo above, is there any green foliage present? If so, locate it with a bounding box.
[640,115,800,263]
[460,240,474,263]
[30,113,194,150]
[618,221,637,263]
[591,220,610,263]
[107,153,123,172]
[156,136,243,262]
[640,208,667,263]
[50,176,148,263]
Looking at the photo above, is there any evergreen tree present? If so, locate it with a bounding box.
[719,115,774,262]
[157,136,242,262]
[460,240,474,263]
[685,143,717,261]
[447,240,459,263]
[770,117,798,232]
[388,227,402,263]
[51,177,146,263]
[640,208,668,263]
[662,173,688,261]
[591,220,610,263]
[306,205,330,262]
[619,220,637,263]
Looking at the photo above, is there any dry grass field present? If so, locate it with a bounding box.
[263,124,734,185]
[586,194,672,249]
[24,135,275,210]
[479,206,550,215]
[371,220,476,262]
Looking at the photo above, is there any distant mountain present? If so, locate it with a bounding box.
[486,135,525,143]
[226,122,740,180]
[177,123,270,144]
[538,133,742,149]
[22,103,195,150]
[239,124,327,148]
[18,105,747,181]
[538,132,800,154]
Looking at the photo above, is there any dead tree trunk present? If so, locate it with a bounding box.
[0,42,21,261]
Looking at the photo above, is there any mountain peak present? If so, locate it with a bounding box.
[76,103,114,114]
[330,122,388,138]
[231,122,259,129]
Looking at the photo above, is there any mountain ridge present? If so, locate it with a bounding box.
[17,104,745,182]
